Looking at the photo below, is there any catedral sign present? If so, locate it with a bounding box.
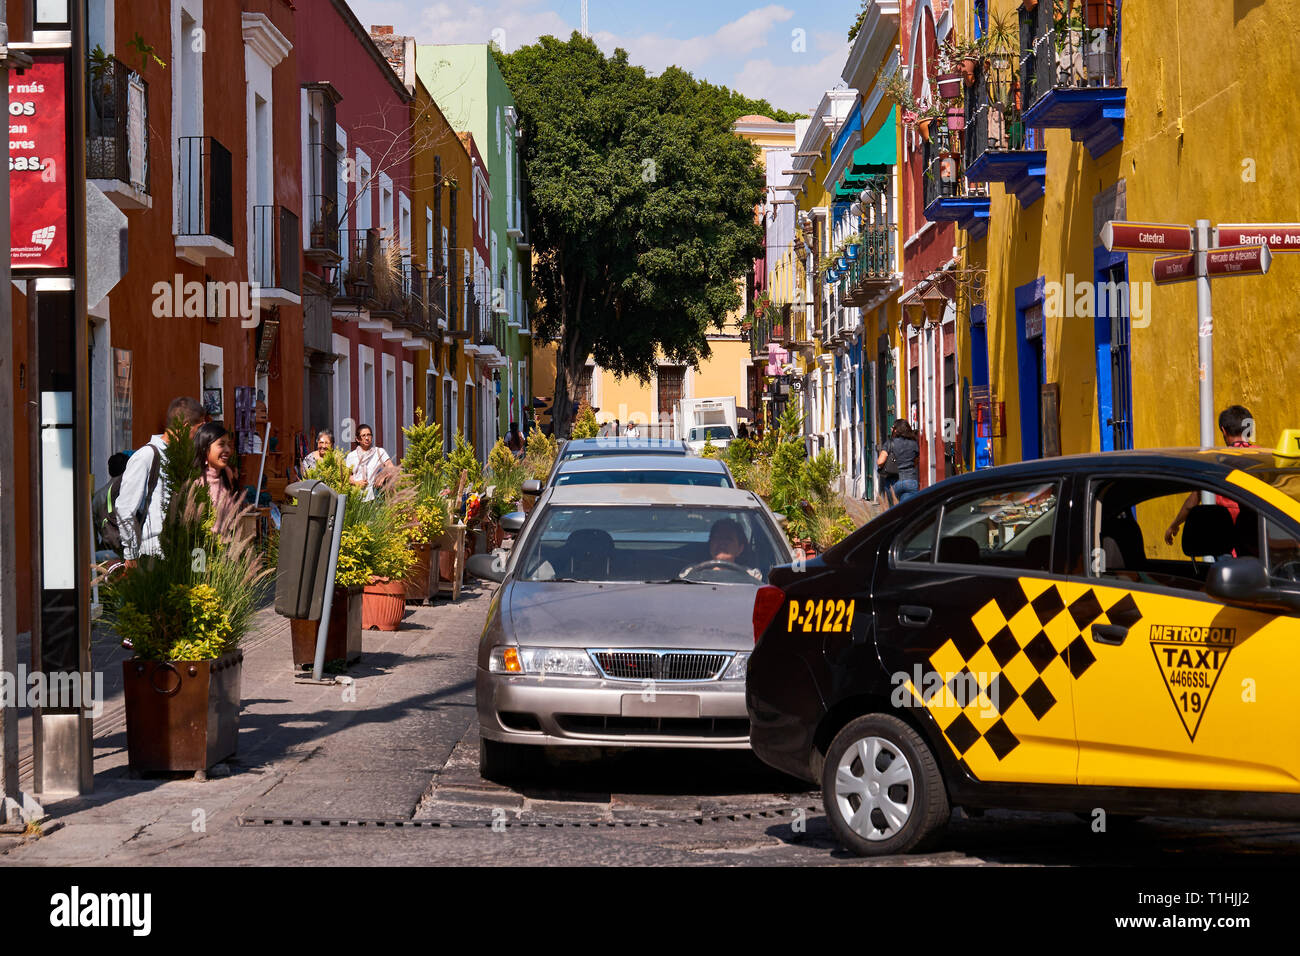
[1098,221,1192,253]
[9,52,71,274]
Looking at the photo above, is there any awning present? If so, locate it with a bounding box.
[849,106,896,176]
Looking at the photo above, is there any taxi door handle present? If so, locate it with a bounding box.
[899,605,933,628]
[1091,623,1128,646]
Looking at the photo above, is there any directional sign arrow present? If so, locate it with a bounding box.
[1215,223,1300,253]
[1206,243,1272,277]
[1152,252,1196,285]
[1101,220,1193,254]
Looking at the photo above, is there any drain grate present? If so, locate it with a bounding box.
[238,803,823,830]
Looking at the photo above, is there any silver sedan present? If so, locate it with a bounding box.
[466,483,794,782]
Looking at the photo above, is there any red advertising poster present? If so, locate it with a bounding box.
[9,53,70,274]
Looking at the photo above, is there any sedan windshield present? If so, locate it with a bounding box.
[516,505,785,584]
[553,470,731,488]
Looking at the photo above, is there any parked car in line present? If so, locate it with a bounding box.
[550,454,736,489]
[747,445,1300,856]
[467,482,795,782]
[523,437,693,496]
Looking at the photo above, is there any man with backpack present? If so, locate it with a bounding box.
[92,452,131,557]
[116,396,208,565]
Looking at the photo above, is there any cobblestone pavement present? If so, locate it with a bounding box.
[3,585,1299,866]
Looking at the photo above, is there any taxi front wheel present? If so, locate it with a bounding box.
[822,714,949,856]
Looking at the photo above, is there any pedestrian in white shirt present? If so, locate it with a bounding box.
[344,424,392,500]
[117,396,208,565]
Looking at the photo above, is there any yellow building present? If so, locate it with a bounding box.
[963,0,1300,466]
[409,78,481,452]
[533,117,797,436]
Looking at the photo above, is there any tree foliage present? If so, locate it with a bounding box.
[496,34,768,436]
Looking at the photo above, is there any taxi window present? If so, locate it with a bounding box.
[1088,477,1260,593]
[1267,519,1300,585]
[936,482,1059,572]
[895,510,938,563]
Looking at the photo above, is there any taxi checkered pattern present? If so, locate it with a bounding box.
[914,577,1143,774]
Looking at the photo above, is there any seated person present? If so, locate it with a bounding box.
[708,518,747,563]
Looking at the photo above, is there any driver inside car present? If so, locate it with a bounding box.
[708,518,747,563]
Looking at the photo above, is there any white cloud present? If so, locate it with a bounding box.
[592,5,795,75]
[732,40,849,114]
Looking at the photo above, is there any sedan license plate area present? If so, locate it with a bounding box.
[620,694,700,718]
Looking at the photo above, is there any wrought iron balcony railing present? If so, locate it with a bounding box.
[335,228,378,306]
[177,135,233,245]
[306,140,340,262]
[252,205,301,296]
[87,55,149,200]
[1021,0,1125,158]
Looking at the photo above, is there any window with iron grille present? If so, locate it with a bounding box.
[657,366,685,421]
[574,365,595,408]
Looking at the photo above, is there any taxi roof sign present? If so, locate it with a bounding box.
[1275,429,1300,460]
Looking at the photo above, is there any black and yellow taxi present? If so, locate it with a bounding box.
[747,434,1300,856]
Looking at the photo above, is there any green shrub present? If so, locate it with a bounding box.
[571,400,600,439]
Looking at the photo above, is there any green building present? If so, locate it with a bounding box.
[416,44,531,451]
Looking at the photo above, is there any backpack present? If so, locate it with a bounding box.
[94,445,162,554]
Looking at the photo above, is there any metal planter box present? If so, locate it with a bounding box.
[123,651,243,772]
[290,585,363,668]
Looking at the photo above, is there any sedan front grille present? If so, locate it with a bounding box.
[591,650,730,682]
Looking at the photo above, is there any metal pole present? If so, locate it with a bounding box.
[0,7,25,826]
[312,493,347,682]
[254,420,271,503]
[1195,218,1214,449]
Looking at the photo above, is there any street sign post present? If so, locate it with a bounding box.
[1099,221,1192,254]
[1152,252,1196,285]
[1214,223,1300,253]
[1102,218,1283,450]
[1206,243,1272,277]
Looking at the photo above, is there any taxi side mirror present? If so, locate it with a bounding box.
[1206,556,1300,613]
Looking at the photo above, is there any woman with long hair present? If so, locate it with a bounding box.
[193,421,239,507]
[878,419,921,505]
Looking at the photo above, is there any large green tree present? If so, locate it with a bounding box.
[496,35,770,437]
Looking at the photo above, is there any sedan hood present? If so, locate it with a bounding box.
[505,581,756,650]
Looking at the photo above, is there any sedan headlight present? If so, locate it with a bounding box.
[488,646,599,677]
[722,652,750,680]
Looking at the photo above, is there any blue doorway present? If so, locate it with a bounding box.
[1015,278,1046,461]
[1093,247,1133,450]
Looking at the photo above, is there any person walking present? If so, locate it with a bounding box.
[878,420,921,504]
[301,428,335,474]
[345,424,392,500]
[877,435,900,506]
[117,396,208,564]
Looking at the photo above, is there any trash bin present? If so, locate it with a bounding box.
[274,479,339,621]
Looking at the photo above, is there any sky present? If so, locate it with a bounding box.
[345,0,866,116]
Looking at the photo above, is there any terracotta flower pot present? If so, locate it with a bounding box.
[1021,0,1039,11]
[122,651,242,773]
[362,577,407,631]
[917,119,933,143]
[1085,0,1114,29]
[960,58,978,86]
[403,541,437,604]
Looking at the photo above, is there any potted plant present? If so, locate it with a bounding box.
[395,409,448,604]
[1084,0,1114,29]
[485,438,525,548]
[936,73,963,99]
[105,420,272,774]
[1022,0,1040,11]
[1053,0,1086,87]
[354,484,418,632]
[294,449,364,663]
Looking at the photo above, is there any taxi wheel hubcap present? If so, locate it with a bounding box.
[834,736,915,842]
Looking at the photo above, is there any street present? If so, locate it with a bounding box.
[4,589,1298,868]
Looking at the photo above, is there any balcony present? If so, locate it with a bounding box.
[333,228,378,317]
[251,205,301,307]
[507,198,524,241]
[176,136,235,265]
[305,141,340,265]
[921,134,990,240]
[1021,1,1125,159]
[962,63,1046,209]
[838,223,899,306]
[87,55,150,210]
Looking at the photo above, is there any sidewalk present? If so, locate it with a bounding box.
[1,588,490,865]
